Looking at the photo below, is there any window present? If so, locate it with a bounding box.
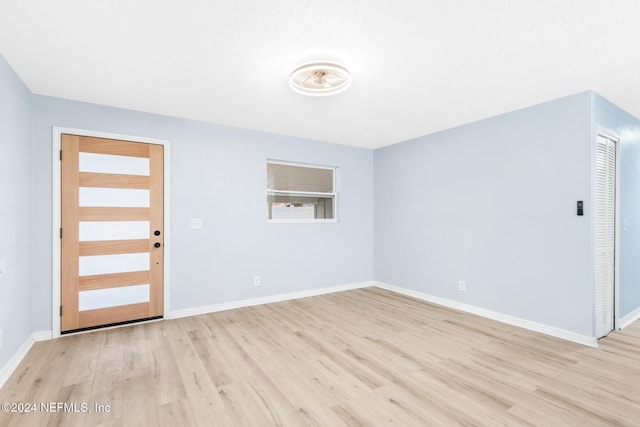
[267,161,337,222]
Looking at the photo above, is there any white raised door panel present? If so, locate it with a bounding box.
[594,134,616,338]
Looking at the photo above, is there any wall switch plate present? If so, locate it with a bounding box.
[253,276,261,287]
[0,256,6,274]
[190,218,203,230]
[458,280,467,292]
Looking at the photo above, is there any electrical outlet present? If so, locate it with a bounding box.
[253,276,261,287]
[458,280,467,292]
[190,218,203,229]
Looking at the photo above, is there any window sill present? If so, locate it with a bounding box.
[267,219,338,224]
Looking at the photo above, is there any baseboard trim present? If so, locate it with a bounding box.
[374,282,598,348]
[0,330,52,389]
[169,281,374,319]
[32,330,52,342]
[619,306,640,329]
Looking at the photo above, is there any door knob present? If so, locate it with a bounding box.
[154,230,161,236]
[154,242,161,248]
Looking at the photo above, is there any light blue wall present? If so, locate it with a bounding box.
[31,96,374,330]
[5,48,637,356]
[592,93,640,319]
[374,92,595,336]
[0,56,32,368]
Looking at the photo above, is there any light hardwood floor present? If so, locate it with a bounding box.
[1,287,639,426]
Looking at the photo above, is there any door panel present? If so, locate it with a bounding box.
[79,239,150,256]
[79,152,150,175]
[79,172,150,189]
[595,134,616,338]
[79,284,150,311]
[79,207,150,221]
[78,252,150,276]
[79,187,150,207]
[61,134,164,332]
[79,221,150,241]
[78,303,151,329]
[79,271,150,291]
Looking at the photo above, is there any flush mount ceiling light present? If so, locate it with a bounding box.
[289,61,351,96]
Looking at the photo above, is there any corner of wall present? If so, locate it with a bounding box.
[374,282,598,348]
[0,331,51,389]
[0,53,36,380]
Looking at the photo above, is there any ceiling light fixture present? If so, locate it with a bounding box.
[289,61,351,96]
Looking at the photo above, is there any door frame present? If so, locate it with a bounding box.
[592,129,621,337]
[52,127,171,338]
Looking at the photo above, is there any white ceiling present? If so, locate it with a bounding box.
[1,1,639,149]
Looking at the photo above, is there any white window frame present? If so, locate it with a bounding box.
[267,160,338,223]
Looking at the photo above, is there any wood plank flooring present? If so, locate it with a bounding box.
[1,287,639,426]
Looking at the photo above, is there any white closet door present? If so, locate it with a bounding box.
[595,134,616,338]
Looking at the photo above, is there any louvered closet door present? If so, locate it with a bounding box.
[595,134,616,338]
[61,134,164,332]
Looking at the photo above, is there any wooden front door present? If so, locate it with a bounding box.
[61,134,164,332]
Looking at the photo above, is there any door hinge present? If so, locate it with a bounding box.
[60,305,62,316]
[60,228,62,239]
[60,150,62,161]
